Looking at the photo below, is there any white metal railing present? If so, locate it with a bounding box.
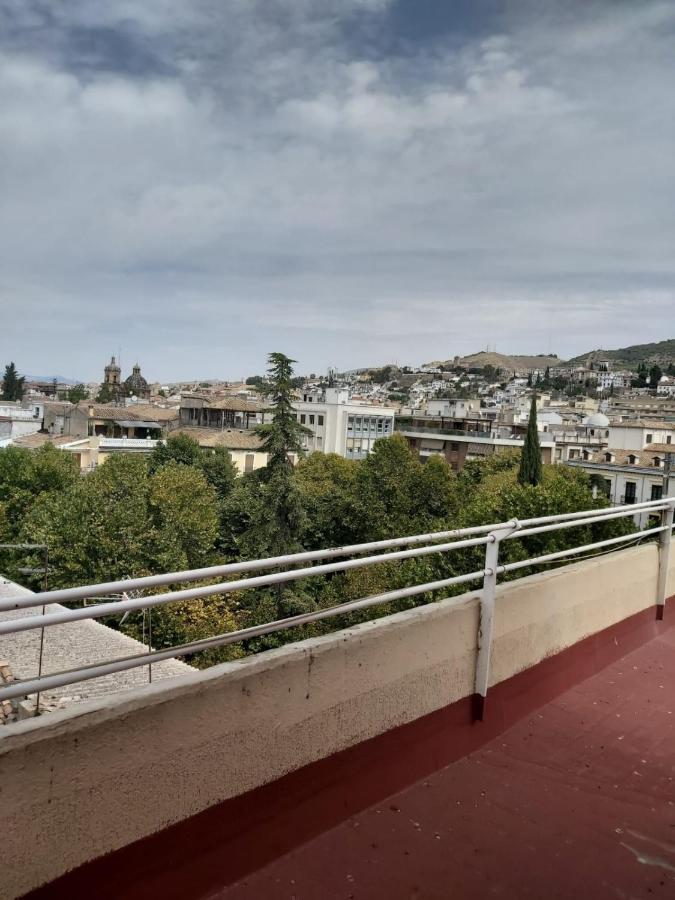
[0,497,673,715]
[98,437,159,448]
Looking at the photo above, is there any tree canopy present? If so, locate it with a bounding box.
[0,357,635,669]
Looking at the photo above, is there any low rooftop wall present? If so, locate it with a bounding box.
[2,540,674,899]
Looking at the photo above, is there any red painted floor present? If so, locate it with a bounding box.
[217,628,675,900]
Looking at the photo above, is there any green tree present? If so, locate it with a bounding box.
[649,365,662,388]
[67,384,88,403]
[95,382,116,404]
[21,455,151,588]
[233,353,314,625]
[1,362,25,401]
[199,446,238,501]
[148,462,220,570]
[149,433,236,501]
[149,433,203,471]
[0,444,79,546]
[295,453,361,549]
[355,434,457,540]
[518,395,542,486]
[255,352,309,472]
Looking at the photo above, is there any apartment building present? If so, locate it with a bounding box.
[295,387,395,459]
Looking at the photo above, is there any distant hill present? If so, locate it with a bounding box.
[566,339,675,371]
[24,374,81,384]
[424,352,563,371]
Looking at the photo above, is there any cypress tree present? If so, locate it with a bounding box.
[518,394,542,486]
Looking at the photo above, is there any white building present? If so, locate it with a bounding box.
[426,398,481,418]
[295,388,395,459]
[607,421,675,451]
[597,370,632,392]
[0,402,43,442]
[656,376,675,397]
[567,447,675,526]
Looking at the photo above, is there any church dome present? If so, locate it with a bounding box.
[583,412,610,428]
[124,363,149,396]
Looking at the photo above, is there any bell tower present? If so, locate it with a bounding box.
[104,355,121,388]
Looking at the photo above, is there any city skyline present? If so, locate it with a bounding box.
[2,1,675,380]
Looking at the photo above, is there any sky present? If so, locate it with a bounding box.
[1,0,675,382]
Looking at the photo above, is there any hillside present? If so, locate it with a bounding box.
[424,352,563,371]
[566,339,675,370]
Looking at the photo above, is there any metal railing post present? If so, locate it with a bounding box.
[656,501,674,620]
[474,523,518,721]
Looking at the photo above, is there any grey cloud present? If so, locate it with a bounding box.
[0,0,674,380]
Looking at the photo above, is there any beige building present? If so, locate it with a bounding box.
[173,427,270,474]
[179,394,266,430]
[65,403,179,439]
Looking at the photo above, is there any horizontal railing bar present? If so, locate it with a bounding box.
[0,527,502,612]
[0,569,486,703]
[2,497,670,613]
[0,535,492,636]
[498,526,666,575]
[505,504,672,540]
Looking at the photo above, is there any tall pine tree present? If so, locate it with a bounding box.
[250,352,312,559]
[518,394,542,486]
[1,362,25,401]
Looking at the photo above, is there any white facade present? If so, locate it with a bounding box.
[295,388,395,459]
[597,370,632,392]
[426,398,481,418]
[607,423,675,451]
[656,376,675,397]
[0,403,42,441]
[568,458,674,527]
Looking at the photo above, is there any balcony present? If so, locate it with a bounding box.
[395,420,493,439]
[98,437,159,450]
[1,498,674,899]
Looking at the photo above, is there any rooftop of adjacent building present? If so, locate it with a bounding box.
[0,579,191,722]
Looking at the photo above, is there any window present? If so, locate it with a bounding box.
[668,435,672,444]
[604,479,612,497]
[318,415,324,426]
[309,414,315,425]
[628,454,637,465]
[244,453,255,473]
[651,484,663,500]
[646,433,653,444]
[653,457,662,468]
[625,481,637,503]
[604,452,612,462]
[300,414,306,424]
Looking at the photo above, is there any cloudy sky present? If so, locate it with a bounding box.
[1,1,674,381]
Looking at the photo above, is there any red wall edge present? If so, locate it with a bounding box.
[24,600,674,900]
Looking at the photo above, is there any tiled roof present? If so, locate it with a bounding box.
[588,447,669,467]
[644,442,675,453]
[76,403,179,422]
[0,578,192,720]
[12,433,82,449]
[610,419,675,429]
[185,396,265,412]
[174,427,263,450]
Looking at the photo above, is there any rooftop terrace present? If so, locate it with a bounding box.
[1,498,674,899]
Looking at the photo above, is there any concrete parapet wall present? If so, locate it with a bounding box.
[1,539,674,899]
